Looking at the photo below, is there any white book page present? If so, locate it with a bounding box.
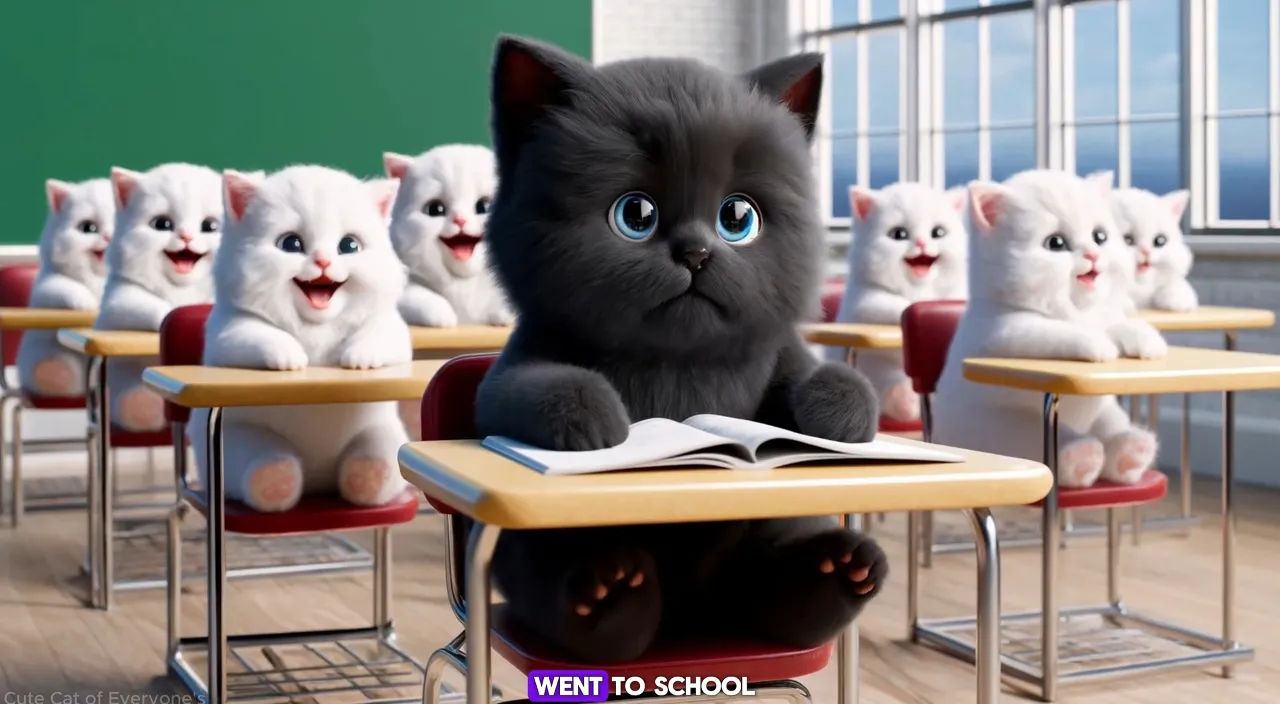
[482,418,745,475]
[683,414,964,463]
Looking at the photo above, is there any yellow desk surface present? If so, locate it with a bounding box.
[1135,306,1275,332]
[963,346,1280,396]
[57,328,159,357]
[0,307,97,331]
[143,359,446,408]
[802,323,903,350]
[408,325,510,355]
[399,436,1052,529]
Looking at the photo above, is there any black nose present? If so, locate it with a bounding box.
[675,247,710,271]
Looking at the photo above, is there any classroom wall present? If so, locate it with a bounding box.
[0,0,591,246]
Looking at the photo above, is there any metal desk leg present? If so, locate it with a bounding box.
[85,356,110,609]
[97,357,114,610]
[1041,393,1061,701]
[1222,330,1238,678]
[466,522,501,704]
[838,513,862,704]
[206,407,228,703]
[967,508,1001,704]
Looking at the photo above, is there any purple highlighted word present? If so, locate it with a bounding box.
[527,670,610,702]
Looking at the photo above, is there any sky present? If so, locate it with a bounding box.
[827,0,1272,222]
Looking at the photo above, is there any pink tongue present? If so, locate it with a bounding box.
[910,264,931,277]
[448,242,477,261]
[305,288,334,309]
[173,259,196,274]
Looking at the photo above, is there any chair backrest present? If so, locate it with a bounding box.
[900,300,966,395]
[419,352,498,515]
[820,279,845,323]
[158,304,214,423]
[0,265,39,366]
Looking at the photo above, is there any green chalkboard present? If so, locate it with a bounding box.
[0,0,591,245]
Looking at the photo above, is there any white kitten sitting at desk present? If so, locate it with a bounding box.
[1104,183,1197,312]
[17,178,115,396]
[94,163,223,432]
[826,182,968,422]
[191,166,410,512]
[933,170,1168,488]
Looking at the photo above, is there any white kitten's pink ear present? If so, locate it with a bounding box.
[1084,170,1114,196]
[222,169,261,223]
[848,186,876,221]
[367,178,401,220]
[945,186,968,214]
[45,179,71,213]
[967,181,1007,235]
[382,152,415,180]
[110,167,143,210]
[1163,189,1191,220]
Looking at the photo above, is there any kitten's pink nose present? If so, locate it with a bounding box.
[1141,247,1151,258]
[913,238,927,249]
[452,213,467,227]
[101,233,112,242]
[178,231,194,244]
[313,255,332,270]
[1083,250,1100,263]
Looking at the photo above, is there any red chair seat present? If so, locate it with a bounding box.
[181,488,420,535]
[109,427,173,448]
[491,605,833,689]
[878,416,923,434]
[820,280,844,323]
[1031,469,1167,510]
[22,393,86,410]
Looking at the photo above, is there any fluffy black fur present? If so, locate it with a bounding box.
[474,35,886,664]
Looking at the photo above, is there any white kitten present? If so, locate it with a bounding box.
[827,182,969,422]
[94,163,224,432]
[190,165,411,512]
[933,170,1167,488]
[1106,185,1197,312]
[17,178,115,397]
[383,145,511,327]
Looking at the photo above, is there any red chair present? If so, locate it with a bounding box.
[418,353,828,703]
[900,300,1170,699]
[159,304,423,703]
[820,279,844,323]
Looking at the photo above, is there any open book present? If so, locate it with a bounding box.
[482,414,964,475]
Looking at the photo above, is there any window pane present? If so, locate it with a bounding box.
[1129,0,1180,116]
[871,0,900,21]
[1075,123,1119,177]
[831,0,901,27]
[868,31,901,130]
[943,0,1024,10]
[989,11,1034,124]
[944,131,980,187]
[831,36,858,137]
[942,19,979,127]
[1073,0,1119,119]
[1217,0,1270,112]
[991,127,1034,182]
[831,138,858,219]
[1130,120,1180,195]
[869,135,900,188]
[1215,117,1271,220]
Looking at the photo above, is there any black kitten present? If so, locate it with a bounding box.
[474,35,885,664]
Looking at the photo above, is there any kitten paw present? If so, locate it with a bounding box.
[1114,322,1168,360]
[791,363,879,442]
[1058,437,1105,488]
[528,374,630,451]
[115,387,166,432]
[486,307,515,326]
[242,457,303,512]
[807,530,887,602]
[402,296,458,328]
[338,457,407,506]
[259,340,309,371]
[339,339,397,370]
[1080,333,1120,363]
[560,547,662,662]
[881,381,920,422]
[1101,429,1157,484]
[397,399,423,442]
[31,358,80,396]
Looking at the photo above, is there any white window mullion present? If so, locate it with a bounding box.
[1269,0,1280,225]
[1205,0,1221,224]
[977,5,992,180]
[806,0,833,220]
[903,0,922,182]
[856,0,871,186]
[1062,3,1077,174]
[1116,0,1132,187]
[931,3,946,187]
[1182,0,1206,229]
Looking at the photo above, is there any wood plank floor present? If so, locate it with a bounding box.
[1,464,1277,703]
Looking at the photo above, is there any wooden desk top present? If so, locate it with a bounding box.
[802,323,903,350]
[57,328,159,357]
[0,308,97,331]
[143,359,446,408]
[399,436,1052,529]
[1135,306,1275,332]
[963,346,1280,396]
[408,325,510,355]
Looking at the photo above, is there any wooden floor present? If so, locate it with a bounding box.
[1,458,1278,703]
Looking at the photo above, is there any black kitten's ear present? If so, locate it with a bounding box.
[744,53,824,141]
[490,35,591,169]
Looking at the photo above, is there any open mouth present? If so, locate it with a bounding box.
[903,254,938,278]
[293,275,344,310]
[1076,267,1099,287]
[1137,260,1151,274]
[165,248,205,274]
[439,234,482,262]
[91,249,106,263]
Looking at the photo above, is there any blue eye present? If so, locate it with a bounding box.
[609,192,658,241]
[717,194,761,245]
[276,233,304,253]
[338,235,362,254]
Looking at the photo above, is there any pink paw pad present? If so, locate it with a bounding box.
[116,388,165,431]
[32,358,78,396]
[339,457,403,506]
[882,382,920,422]
[398,399,422,442]
[244,459,303,512]
[1108,432,1156,484]
[1059,438,1105,488]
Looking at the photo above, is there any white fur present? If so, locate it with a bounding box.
[1105,185,1197,312]
[190,165,411,511]
[94,163,225,431]
[384,145,512,327]
[933,170,1167,488]
[827,182,969,421]
[17,178,115,397]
